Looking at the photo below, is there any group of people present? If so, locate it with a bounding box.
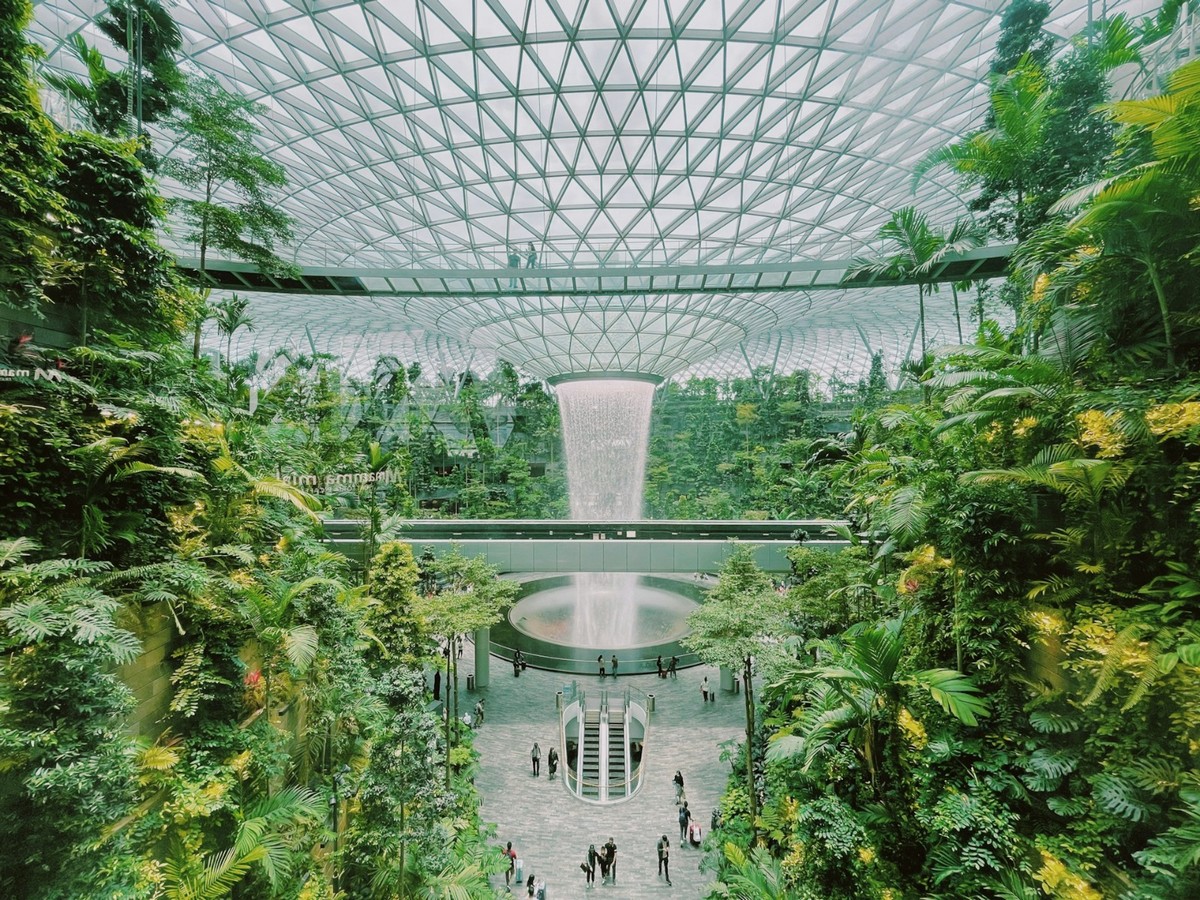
[507,243,538,269]
[507,243,538,286]
[597,654,619,678]
[529,741,558,778]
[580,836,618,887]
[502,842,547,898]
[512,649,527,677]
[674,771,703,849]
[655,654,679,677]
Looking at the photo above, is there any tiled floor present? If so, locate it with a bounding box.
[453,646,744,898]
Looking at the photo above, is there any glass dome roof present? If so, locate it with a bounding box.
[28,0,1153,384]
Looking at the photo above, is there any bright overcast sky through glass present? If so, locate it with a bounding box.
[28,0,1158,386]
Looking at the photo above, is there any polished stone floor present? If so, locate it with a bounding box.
[452,645,744,898]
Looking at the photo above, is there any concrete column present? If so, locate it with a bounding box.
[474,627,491,689]
[719,665,735,692]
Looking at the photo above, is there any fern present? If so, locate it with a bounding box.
[1083,623,1149,706]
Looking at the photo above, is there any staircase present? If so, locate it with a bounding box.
[606,716,627,799]
[580,708,601,800]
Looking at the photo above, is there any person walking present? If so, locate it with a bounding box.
[585,843,598,887]
[474,698,485,725]
[673,770,684,804]
[668,655,678,677]
[597,655,606,679]
[701,676,709,702]
[513,653,520,677]
[610,654,618,677]
[548,746,559,779]
[678,801,692,843]
[603,836,617,883]
[656,654,664,677]
[504,841,516,887]
[531,741,541,777]
[657,835,672,885]
[526,242,537,269]
[507,246,520,288]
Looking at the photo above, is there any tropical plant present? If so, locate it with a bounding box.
[211,293,254,371]
[709,841,790,899]
[160,785,323,900]
[849,207,983,374]
[768,616,989,796]
[0,538,143,897]
[68,435,201,557]
[234,570,341,712]
[0,0,65,310]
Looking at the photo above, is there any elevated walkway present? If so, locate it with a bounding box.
[178,245,1013,299]
[323,518,848,574]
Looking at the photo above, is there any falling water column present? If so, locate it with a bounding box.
[552,376,658,520]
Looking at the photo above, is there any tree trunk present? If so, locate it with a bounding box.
[742,655,758,842]
[194,188,212,359]
[951,284,963,343]
[918,284,927,362]
[79,270,89,347]
[444,648,453,789]
[918,285,930,405]
[451,639,459,729]
[398,734,407,899]
[1144,257,1174,368]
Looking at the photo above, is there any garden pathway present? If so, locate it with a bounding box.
[451,647,744,898]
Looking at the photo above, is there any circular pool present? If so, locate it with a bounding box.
[490,574,704,674]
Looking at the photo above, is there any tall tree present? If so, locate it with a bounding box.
[211,293,254,370]
[850,207,983,389]
[913,60,1051,241]
[45,0,183,139]
[414,546,517,788]
[162,75,295,358]
[989,0,1054,79]
[683,543,788,838]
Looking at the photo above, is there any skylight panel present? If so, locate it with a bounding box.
[781,0,833,40]
[472,0,511,40]
[421,7,461,46]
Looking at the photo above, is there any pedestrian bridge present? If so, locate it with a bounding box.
[322,518,848,574]
[180,245,1012,299]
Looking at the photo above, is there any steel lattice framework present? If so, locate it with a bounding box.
[28,0,1152,384]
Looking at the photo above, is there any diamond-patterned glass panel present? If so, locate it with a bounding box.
[28,0,1154,385]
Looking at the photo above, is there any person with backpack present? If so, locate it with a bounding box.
[678,801,692,843]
